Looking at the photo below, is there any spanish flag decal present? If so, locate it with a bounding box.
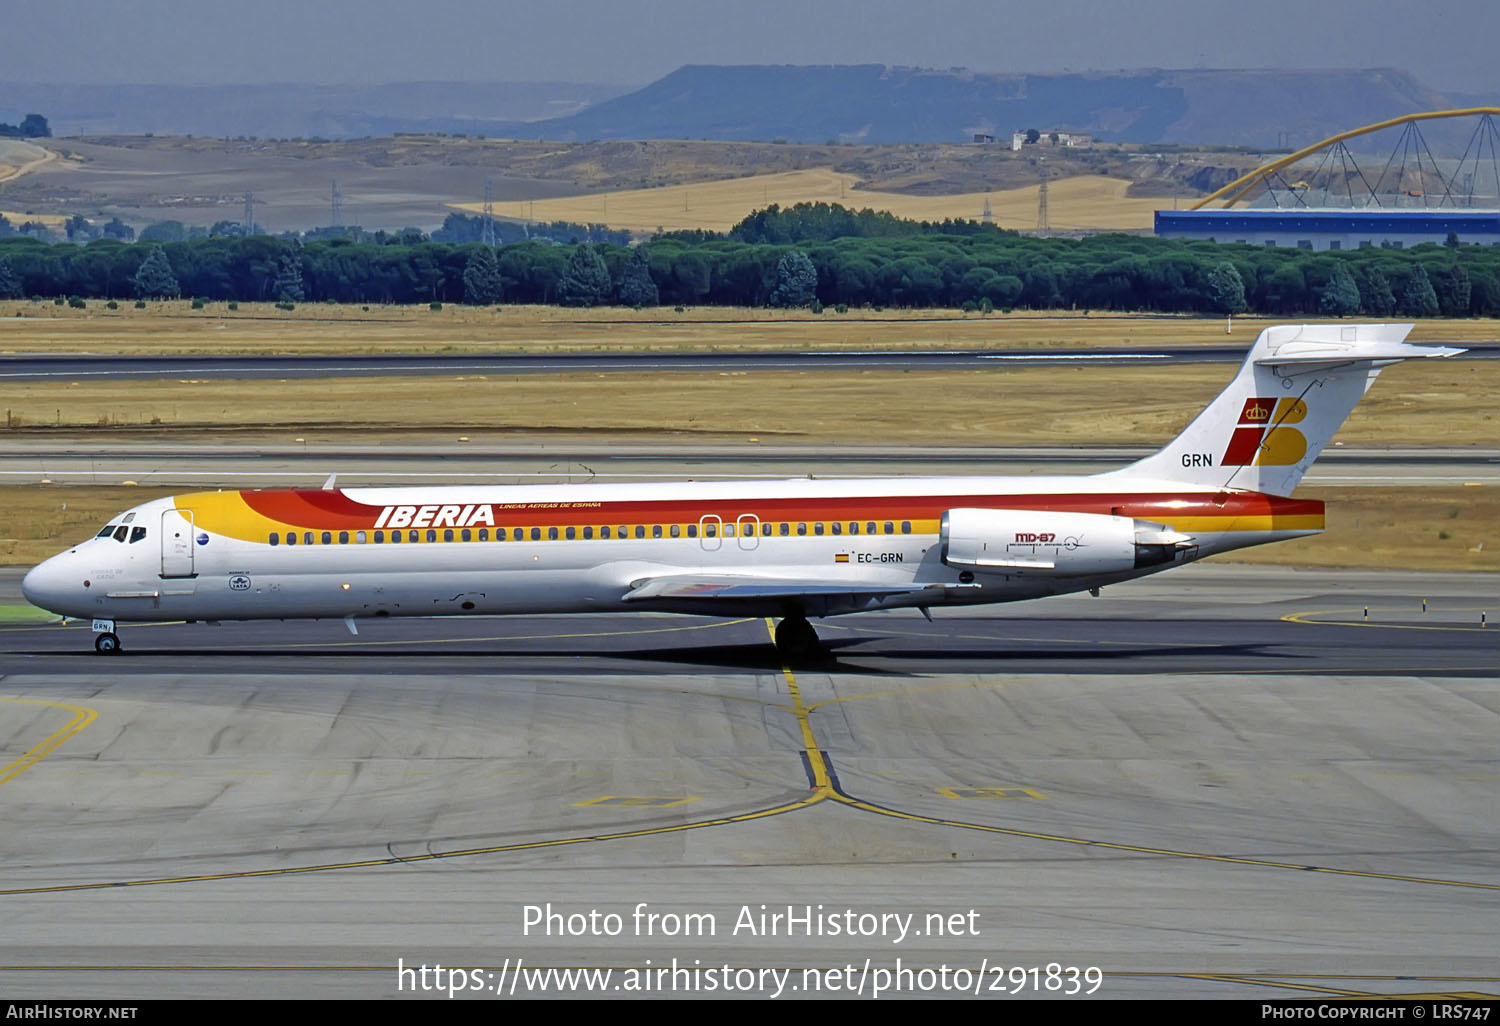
[834,553,850,563]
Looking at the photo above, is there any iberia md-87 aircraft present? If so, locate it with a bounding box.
[22,324,1463,657]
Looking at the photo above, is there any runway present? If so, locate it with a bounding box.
[1,565,1497,999]
[3,343,1497,381]
[3,440,1496,487]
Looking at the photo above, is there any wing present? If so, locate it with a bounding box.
[622,573,974,603]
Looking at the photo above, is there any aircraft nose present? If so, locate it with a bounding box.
[22,557,76,616]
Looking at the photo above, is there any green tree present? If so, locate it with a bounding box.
[615,246,659,307]
[273,251,305,302]
[1317,261,1360,316]
[0,255,21,299]
[769,249,817,307]
[461,245,504,305]
[1356,265,1395,316]
[100,217,134,241]
[1432,263,1471,316]
[1206,261,1247,314]
[131,244,180,299]
[19,114,50,138]
[1397,263,1439,317]
[556,244,611,307]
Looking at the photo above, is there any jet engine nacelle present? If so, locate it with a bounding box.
[940,508,1195,575]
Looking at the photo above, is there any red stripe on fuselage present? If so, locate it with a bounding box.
[234,489,1321,529]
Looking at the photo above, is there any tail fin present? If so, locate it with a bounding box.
[1106,323,1465,496]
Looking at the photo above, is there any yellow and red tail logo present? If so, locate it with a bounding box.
[1222,397,1308,466]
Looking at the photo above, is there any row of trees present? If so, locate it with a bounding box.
[0,113,49,138]
[2,209,1500,315]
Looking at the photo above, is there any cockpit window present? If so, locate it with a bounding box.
[112,525,129,543]
[129,526,147,544]
[97,525,117,538]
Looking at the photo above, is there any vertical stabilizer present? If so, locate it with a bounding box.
[1104,324,1465,496]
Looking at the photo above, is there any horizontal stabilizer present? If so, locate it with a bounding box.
[1255,337,1466,369]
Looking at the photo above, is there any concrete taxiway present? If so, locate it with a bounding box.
[1,564,1497,999]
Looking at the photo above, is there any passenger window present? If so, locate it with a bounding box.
[619,526,628,538]
[901,521,911,534]
[635,525,646,539]
[814,522,825,536]
[884,521,893,534]
[688,524,698,538]
[304,532,314,546]
[548,527,559,540]
[321,531,332,545]
[797,523,807,536]
[670,524,681,538]
[848,522,859,535]
[531,527,541,541]
[723,523,734,537]
[566,526,576,540]
[443,529,454,542]
[130,527,147,543]
[374,531,384,543]
[831,522,842,535]
[389,530,401,544]
[270,532,280,546]
[409,530,419,542]
[476,529,487,541]
[702,523,714,537]
[338,531,349,544]
[356,531,366,544]
[867,522,876,535]
[779,522,789,536]
[285,532,296,546]
[582,526,593,540]
[762,522,772,536]
[459,528,470,542]
[653,525,663,538]
[599,526,609,539]
[113,525,129,542]
[427,530,438,542]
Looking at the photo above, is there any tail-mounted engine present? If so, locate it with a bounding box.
[940,508,1197,575]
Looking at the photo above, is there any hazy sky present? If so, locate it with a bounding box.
[9,0,1498,94]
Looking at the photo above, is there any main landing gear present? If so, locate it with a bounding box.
[773,613,821,661]
[94,632,121,654]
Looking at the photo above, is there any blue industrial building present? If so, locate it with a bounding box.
[1155,209,1500,250]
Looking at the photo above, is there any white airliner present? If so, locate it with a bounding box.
[22,323,1463,657]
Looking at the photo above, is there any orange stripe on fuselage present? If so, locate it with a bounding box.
[182,488,1324,543]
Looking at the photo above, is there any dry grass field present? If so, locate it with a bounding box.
[3,303,1492,357]
[457,170,1163,234]
[2,484,1492,572]
[0,309,1493,574]
[0,360,1492,448]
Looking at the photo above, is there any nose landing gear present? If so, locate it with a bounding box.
[94,632,121,654]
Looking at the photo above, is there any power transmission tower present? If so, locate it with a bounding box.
[1037,160,1049,232]
[482,178,497,247]
[242,191,255,235]
[331,180,343,228]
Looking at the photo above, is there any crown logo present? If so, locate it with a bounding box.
[1244,405,1270,421]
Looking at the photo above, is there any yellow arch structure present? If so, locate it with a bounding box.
[1190,107,1500,210]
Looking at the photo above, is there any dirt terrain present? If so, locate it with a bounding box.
[0,135,1263,233]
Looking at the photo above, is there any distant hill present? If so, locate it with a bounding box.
[503,64,1467,149]
[0,81,630,138]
